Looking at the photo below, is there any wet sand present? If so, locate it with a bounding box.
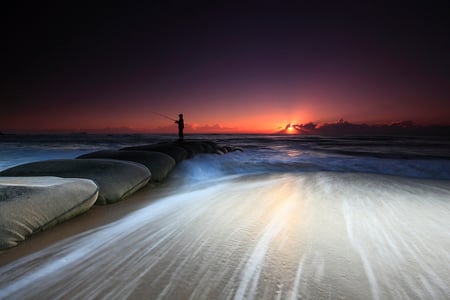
[0,181,178,266]
[1,172,449,299]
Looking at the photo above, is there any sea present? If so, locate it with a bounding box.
[1,134,450,299]
[1,133,450,179]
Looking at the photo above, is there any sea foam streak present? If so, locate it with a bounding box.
[1,172,449,299]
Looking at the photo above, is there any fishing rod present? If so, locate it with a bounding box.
[152,111,177,122]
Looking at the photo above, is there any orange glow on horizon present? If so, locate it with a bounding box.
[286,125,296,134]
[4,98,449,134]
[0,110,310,134]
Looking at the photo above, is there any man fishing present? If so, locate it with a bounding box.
[175,113,184,141]
[152,111,185,141]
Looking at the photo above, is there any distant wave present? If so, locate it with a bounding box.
[1,134,450,179]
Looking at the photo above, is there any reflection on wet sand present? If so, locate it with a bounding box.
[1,173,449,299]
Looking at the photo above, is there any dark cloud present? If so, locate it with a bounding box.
[279,119,450,136]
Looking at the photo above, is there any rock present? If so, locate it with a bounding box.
[199,141,217,153]
[173,141,209,158]
[0,159,150,205]
[0,176,98,249]
[173,143,196,158]
[120,144,187,163]
[77,150,176,182]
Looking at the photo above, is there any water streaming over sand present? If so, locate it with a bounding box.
[1,134,450,299]
[1,172,450,299]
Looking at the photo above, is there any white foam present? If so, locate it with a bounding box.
[1,172,449,299]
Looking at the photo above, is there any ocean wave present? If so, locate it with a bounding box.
[1,134,450,179]
[1,172,449,299]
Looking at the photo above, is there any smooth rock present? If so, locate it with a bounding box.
[77,150,176,182]
[0,159,150,205]
[0,176,98,249]
[120,144,187,163]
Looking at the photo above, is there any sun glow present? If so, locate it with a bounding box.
[284,123,297,134]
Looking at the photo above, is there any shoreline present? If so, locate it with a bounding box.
[0,173,183,267]
[0,139,242,252]
[1,171,449,299]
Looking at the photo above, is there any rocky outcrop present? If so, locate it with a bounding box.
[0,140,240,249]
[77,150,176,183]
[0,177,98,249]
[0,159,151,205]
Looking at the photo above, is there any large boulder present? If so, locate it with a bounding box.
[183,141,207,154]
[176,141,220,156]
[0,159,150,205]
[199,141,217,153]
[120,144,187,163]
[173,142,201,158]
[77,150,176,182]
[175,144,196,158]
[0,176,98,249]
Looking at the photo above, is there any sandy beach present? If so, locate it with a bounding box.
[0,180,177,266]
[1,172,449,299]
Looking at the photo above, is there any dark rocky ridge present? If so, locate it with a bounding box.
[0,140,241,249]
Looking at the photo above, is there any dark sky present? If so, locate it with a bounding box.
[1,1,449,133]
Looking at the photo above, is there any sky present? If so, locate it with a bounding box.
[1,1,449,133]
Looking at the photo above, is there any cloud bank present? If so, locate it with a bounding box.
[279,119,450,136]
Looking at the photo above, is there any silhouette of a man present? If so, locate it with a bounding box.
[175,113,184,141]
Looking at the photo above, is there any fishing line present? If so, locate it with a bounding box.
[152,111,177,121]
